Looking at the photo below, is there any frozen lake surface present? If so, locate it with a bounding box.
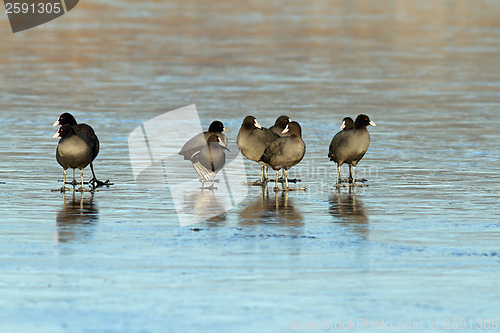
[1,0,500,332]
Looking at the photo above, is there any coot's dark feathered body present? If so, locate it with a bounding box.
[53,125,93,191]
[329,114,376,185]
[53,113,104,187]
[237,116,280,183]
[191,134,229,189]
[179,121,228,160]
[259,121,306,189]
[328,117,354,181]
[54,113,99,161]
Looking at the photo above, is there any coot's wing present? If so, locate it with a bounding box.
[73,123,99,161]
[259,137,285,164]
[258,128,280,146]
[328,131,344,159]
[178,132,206,160]
[190,151,212,181]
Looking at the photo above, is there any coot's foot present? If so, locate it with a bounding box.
[335,182,369,188]
[54,186,70,192]
[339,178,368,184]
[198,179,220,183]
[60,179,87,186]
[268,177,302,183]
[273,186,307,192]
[89,178,113,188]
[269,177,301,183]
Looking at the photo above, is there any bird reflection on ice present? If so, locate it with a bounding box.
[238,186,304,227]
[175,185,232,226]
[329,187,368,237]
[56,192,99,244]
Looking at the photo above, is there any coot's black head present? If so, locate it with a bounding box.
[242,116,261,130]
[282,121,302,137]
[274,115,290,128]
[52,124,76,139]
[206,134,221,143]
[206,134,228,150]
[340,117,354,130]
[208,120,228,133]
[355,114,376,129]
[53,113,77,126]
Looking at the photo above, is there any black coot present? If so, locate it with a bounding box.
[259,121,306,190]
[269,115,291,137]
[329,114,376,185]
[53,113,106,188]
[191,134,229,189]
[237,116,280,184]
[328,117,354,181]
[53,125,93,192]
[179,120,228,160]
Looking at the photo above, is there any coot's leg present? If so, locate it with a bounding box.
[60,169,68,192]
[247,164,267,186]
[210,172,216,190]
[336,164,341,185]
[78,169,88,192]
[89,163,110,188]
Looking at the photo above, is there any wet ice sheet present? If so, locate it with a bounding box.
[1,0,500,332]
